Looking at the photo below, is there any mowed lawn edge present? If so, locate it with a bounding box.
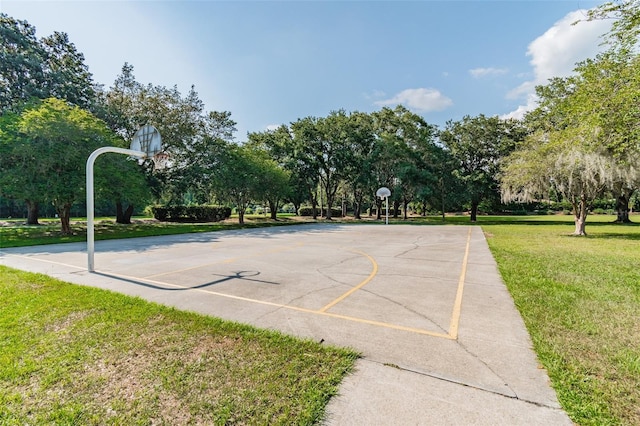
[482,217,640,426]
[0,266,358,425]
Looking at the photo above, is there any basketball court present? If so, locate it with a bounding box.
[0,224,571,424]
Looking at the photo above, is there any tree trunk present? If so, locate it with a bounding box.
[309,190,318,219]
[354,201,362,219]
[375,198,382,220]
[116,201,134,224]
[123,204,134,224]
[116,201,124,223]
[238,208,245,225]
[614,193,632,223]
[572,197,588,236]
[26,200,40,225]
[293,201,300,216]
[470,200,479,222]
[441,177,446,222]
[574,215,587,236]
[403,198,408,220]
[57,203,72,235]
[269,200,278,220]
[392,199,400,218]
[325,193,333,220]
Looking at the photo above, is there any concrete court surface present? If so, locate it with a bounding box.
[0,223,571,425]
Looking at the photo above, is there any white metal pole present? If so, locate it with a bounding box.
[385,197,389,225]
[86,146,145,272]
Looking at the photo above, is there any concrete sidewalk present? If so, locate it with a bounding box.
[0,224,571,425]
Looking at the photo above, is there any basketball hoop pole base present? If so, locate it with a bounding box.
[86,147,145,272]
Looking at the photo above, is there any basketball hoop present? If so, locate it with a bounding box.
[131,125,162,158]
[376,187,391,225]
[86,124,166,272]
[152,151,170,171]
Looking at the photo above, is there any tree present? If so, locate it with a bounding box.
[501,56,640,235]
[41,31,96,111]
[0,107,45,224]
[0,98,119,233]
[213,144,264,225]
[440,115,525,221]
[501,130,617,236]
[0,14,47,112]
[0,14,96,113]
[252,152,291,220]
[586,0,640,53]
[341,112,376,219]
[94,154,152,224]
[371,106,439,220]
[248,125,320,217]
[290,113,352,220]
[167,111,237,204]
[99,64,237,206]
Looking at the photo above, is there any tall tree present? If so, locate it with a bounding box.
[212,144,265,225]
[290,111,356,220]
[0,107,45,224]
[41,31,96,111]
[0,14,47,112]
[371,106,439,219]
[0,98,119,233]
[248,125,318,217]
[502,54,640,235]
[252,152,291,220]
[440,115,525,222]
[99,64,237,205]
[0,14,96,113]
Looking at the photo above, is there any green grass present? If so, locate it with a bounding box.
[481,217,640,425]
[0,266,358,424]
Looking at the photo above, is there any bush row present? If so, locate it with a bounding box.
[151,205,231,222]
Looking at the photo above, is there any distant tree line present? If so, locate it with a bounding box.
[3,3,640,235]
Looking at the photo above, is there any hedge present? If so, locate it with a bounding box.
[298,207,343,217]
[151,205,232,222]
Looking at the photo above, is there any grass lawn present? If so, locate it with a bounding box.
[0,266,358,424]
[479,215,640,425]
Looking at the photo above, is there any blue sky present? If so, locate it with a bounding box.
[1,1,612,139]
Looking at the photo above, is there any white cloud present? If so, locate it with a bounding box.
[469,67,509,78]
[265,124,280,131]
[375,88,453,112]
[500,94,539,121]
[504,9,612,116]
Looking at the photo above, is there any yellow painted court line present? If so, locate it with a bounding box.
[100,270,452,338]
[319,311,453,339]
[318,249,378,312]
[448,227,472,339]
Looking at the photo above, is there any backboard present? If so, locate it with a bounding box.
[376,187,391,198]
[130,125,162,157]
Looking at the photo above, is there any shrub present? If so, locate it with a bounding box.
[299,207,342,217]
[151,205,231,222]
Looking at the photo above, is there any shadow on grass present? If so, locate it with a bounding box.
[584,232,640,240]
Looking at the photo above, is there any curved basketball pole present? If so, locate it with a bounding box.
[85,146,146,272]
